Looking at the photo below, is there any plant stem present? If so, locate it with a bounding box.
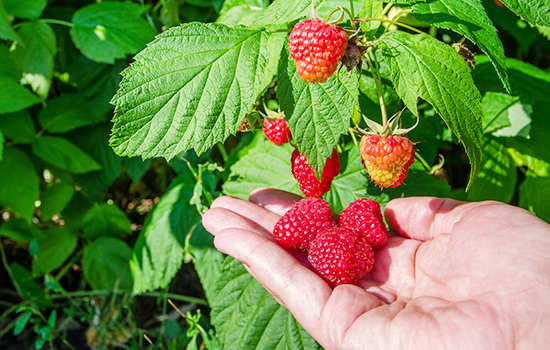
[349,0,355,19]
[381,2,394,17]
[415,152,432,172]
[365,50,388,128]
[40,19,74,28]
[355,17,428,37]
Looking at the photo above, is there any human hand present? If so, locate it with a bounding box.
[202,188,550,350]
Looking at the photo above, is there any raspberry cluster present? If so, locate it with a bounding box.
[273,197,387,287]
[263,118,292,146]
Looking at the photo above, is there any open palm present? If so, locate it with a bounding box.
[202,188,550,350]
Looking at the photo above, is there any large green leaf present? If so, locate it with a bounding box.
[32,136,102,174]
[359,0,384,37]
[379,31,483,190]
[130,173,202,294]
[83,237,133,291]
[4,0,46,19]
[210,257,322,350]
[82,203,132,240]
[222,141,300,199]
[38,94,96,133]
[0,44,20,79]
[466,137,517,203]
[278,49,359,175]
[252,0,323,26]
[32,227,78,274]
[0,110,36,143]
[110,23,270,160]
[519,172,550,223]
[11,20,57,98]
[0,76,40,114]
[0,147,39,221]
[409,0,510,93]
[0,4,21,43]
[473,56,550,103]
[497,0,550,27]
[0,218,43,242]
[70,2,156,64]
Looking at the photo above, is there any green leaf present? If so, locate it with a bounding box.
[188,224,225,303]
[70,2,156,64]
[507,143,549,178]
[252,0,322,26]
[519,172,550,223]
[0,129,3,160]
[38,94,97,133]
[13,311,32,336]
[379,31,483,190]
[278,49,359,175]
[0,218,43,242]
[216,4,266,26]
[32,136,102,174]
[222,141,300,199]
[497,0,550,27]
[473,56,550,103]
[66,123,122,199]
[0,76,40,114]
[0,4,22,43]
[83,237,133,291]
[11,20,57,98]
[0,147,39,221]
[32,227,78,274]
[110,23,270,160]
[0,110,36,143]
[483,0,539,53]
[39,173,75,220]
[324,145,369,213]
[210,257,322,350]
[316,1,361,18]
[359,0,384,37]
[130,173,202,294]
[0,44,21,79]
[482,92,513,134]
[68,56,125,121]
[410,0,510,93]
[492,102,531,138]
[82,203,132,240]
[8,263,51,308]
[466,137,517,203]
[122,157,151,183]
[4,0,46,19]
[367,167,453,199]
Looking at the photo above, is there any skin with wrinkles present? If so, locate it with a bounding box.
[202,188,550,350]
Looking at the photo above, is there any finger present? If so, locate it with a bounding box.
[209,195,282,233]
[213,226,386,349]
[384,197,483,241]
[249,187,303,216]
[202,207,274,240]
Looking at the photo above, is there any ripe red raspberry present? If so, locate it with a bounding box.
[288,19,348,83]
[308,227,374,287]
[337,198,388,249]
[291,148,340,198]
[359,134,415,188]
[273,198,335,250]
[263,118,292,146]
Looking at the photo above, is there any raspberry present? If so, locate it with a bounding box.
[263,118,292,146]
[338,198,388,249]
[291,148,340,198]
[308,227,374,287]
[288,19,348,83]
[273,198,335,250]
[359,134,415,188]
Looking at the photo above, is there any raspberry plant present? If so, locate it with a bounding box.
[0,0,550,348]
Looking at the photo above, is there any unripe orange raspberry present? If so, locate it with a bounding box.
[360,134,415,188]
[288,19,348,83]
